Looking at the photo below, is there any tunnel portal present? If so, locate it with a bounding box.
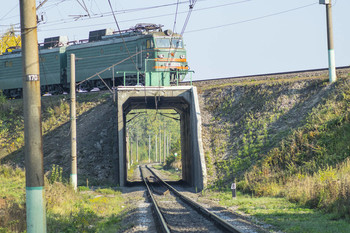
[116,86,207,191]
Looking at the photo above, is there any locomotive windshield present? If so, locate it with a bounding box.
[156,38,183,48]
[171,39,183,48]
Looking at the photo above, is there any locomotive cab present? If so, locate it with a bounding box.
[145,31,188,86]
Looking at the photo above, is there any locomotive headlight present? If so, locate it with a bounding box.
[180,55,186,59]
[157,54,164,58]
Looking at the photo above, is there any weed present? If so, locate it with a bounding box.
[48,164,63,184]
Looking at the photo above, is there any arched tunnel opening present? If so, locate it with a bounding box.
[116,87,207,191]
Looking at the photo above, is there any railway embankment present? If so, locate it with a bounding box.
[0,92,116,185]
[198,71,350,219]
[1,68,350,232]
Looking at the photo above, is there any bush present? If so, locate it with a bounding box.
[0,91,6,104]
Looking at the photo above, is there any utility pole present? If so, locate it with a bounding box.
[20,0,47,232]
[112,66,116,102]
[159,129,162,163]
[136,134,139,163]
[126,130,130,170]
[320,0,336,82]
[70,54,77,191]
[148,134,151,163]
[130,138,133,165]
[167,134,169,157]
[155,134,158,162]
[163,129,166,163]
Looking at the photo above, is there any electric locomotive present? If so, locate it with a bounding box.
[0,23,189,98]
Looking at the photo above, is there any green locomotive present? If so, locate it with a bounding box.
[0,24,190,98]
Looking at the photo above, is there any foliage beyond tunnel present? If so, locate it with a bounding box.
[126,109,181,167]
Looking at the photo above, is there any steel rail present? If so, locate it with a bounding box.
[139,166,171,233]
[145,165,243,233]
[183,65,350,84]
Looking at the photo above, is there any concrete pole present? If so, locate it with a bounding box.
[130,139,133,165]
[112,66,116,102]
[159,130,162,163]
[166,134,169,158]
[163,129,166,163]
[136,134,139,163]
[155,134,158,162]
[126,130,130,170]
[148,134,151,163]
[20,0,47,232]
[70,54,77,191]
[325,0,336,82]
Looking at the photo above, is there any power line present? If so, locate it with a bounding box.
[0,0,67,22]
[186,2,318,34]
[107,0,139,72]
[0,3,18,21]
[1,0,212,29]
[41,0,197,26]
[1,0,245,30]
[36,0,251,33]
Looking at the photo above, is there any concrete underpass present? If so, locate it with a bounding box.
[116,86,207,191]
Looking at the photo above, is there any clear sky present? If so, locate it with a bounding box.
[1,0,349,81]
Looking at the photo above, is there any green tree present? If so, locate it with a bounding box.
[1,28,21,54]
[126,109,181,163]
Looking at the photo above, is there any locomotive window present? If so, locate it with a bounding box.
[156,38,170,48]
[171,39,183,48]
[5,61,13,67]
[146,40,152,49]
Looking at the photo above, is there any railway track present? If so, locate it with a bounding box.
[140,165,262,233]
[182,66,350,87]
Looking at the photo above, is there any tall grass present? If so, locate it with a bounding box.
[203,74,350,217]
[240,77,350,217]
[283,160,350,218]
[0,165,26,232]
[0,164,126,232]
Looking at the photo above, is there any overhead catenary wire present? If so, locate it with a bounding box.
[0,3,18,21]
[1,0,251,31]
[164,0,198,67]
[186,2,318,33]
[0,0,199,28]
[76,0,90,17]
[126,111,147,123]
[158,112,180,121]
[107,0,139,73]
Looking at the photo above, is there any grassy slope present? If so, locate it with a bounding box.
[203,191,350,233]
[0,92,132,232]
[0,164,128,233]
[0,92,108,161]
[200,74,350,219]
